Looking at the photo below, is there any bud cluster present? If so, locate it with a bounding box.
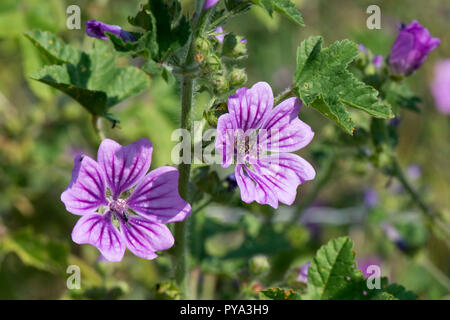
[193,27,248,97]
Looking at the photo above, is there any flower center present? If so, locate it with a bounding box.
[233,131,262,164]
[109,198,129,214]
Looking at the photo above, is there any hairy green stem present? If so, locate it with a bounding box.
[92,115,105,141]
[173,0,210,299]
[174,76,193,298]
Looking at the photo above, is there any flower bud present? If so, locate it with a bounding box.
[203,0,219,10]
[205,55,222,72]
[249,255,270,276]
[388,20,440,76]
[222,34,247,58]
[195,37,211,54]
[203,102,228,127]
[85,20,135,42]
[228,68,247,87]
[212,75,229,94]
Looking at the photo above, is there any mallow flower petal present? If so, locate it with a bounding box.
[228,82,273,131]
[127,166,191,223]
[235,153,310,209]
[71,211,125,262]
[119,215,174,260]
[97,138,153,198]
[260,97,314,153]
[215,113,237,168]
[61,154,107,215]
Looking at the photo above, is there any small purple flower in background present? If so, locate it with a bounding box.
[356,256,382,278]
[85,20,135,42]
[407,164,422,180]
[226,172,238,191]
[215,82,315,208]
[296,262,311,284]
[204,0,219,10]
[372,55,383,68]
[358,43,368,53]
[214,26,226,44]
[389,117,401,128]
[61,138,191,262]
[388,20,440,76]
[382,222,408,251]
[430,59,450,115]
[363,188,379,209]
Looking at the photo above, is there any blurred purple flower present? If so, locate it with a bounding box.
[357,256,382,278]
[61,138,191,261]
[214,26,226,44]
[372,55,383,68]
[388,20,440,76]
[215,82,315,208]
[85,20,135,42]
[363,188,379,208]
[358,44,368,53]
[296,262,311,284]
[204,0,219,10]
[407,164,422,180]
[382,222,408,251]
[389,117,401,128]
[430,59,450,115]
[226,172,238,191]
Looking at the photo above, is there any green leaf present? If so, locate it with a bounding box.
[260,288,301,300]
[252,0,274,16]
[24,29,81,65]
[272,0,304,26]
[0,228,68,275]
[252,0,304,26]
[294,36,394,134]
[26,31,149,120]
[306,237,362,299]
[148,0,190,60]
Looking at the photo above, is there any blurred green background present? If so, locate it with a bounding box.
[0,0,448,299]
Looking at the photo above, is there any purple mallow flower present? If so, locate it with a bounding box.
[296,262,311,284]
[358,44,368,53]
[215,82,315,208]
[356,256,382,278]
[214,26,226,44]
[61,138,191,262]
[372,55,383,68]
[85,20,135,42]
[381,222,408,251]
[431,59,450,115]
[407,164,422,180]
[363,188,379,208]
[388,20,440,76]
[204,0,219,10]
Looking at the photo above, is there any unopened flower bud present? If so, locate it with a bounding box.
[249,255,270,275]
[203,102,228,127]
[223,34,247,58]
[205,55,222,72]
[195,52,205,63]
[212,75,229,94]
[195,37,211,54]
[228,68,247,87]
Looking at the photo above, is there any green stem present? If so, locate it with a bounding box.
[92,115,105,141]
[173,0,210,299]
[274,87,294,106]
[174,76,193,298]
